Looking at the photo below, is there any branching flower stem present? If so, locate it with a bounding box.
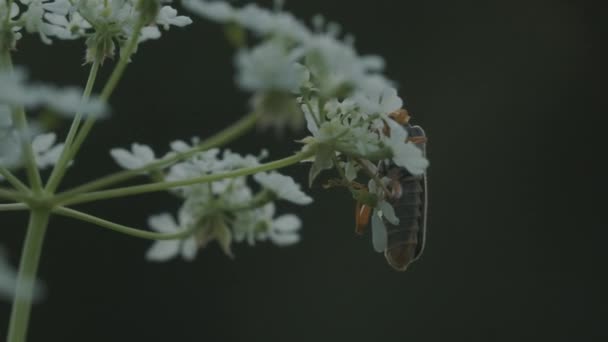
[52,206,196,240]
[6,209,50,342]
[44,16,147,193]
[56,111,259,199]
[59,149,315,206]
[1,52,43,193]
[44,59,102,193]
[0,203,28,211]
[5,11,148,342]
[0,167,30,193]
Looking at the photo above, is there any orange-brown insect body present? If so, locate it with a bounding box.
[356,112,428,271]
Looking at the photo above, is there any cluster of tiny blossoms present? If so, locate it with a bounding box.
[0,0,191,62]
[111,141,312,260]
[184,1,429,249]
[0,69,107,173]
[0,0,191,175]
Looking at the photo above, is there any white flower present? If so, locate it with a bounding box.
[370,209,387,252]
[110,143,157,170]
[0,68,108,118]
[235,41,308,93]
[44,11,91,40]
[0,131,21,171]
[182,0,235,22]
[304,35,389,97]
[253,171,312,205]
[233,203,301,247]
[183,0,311,42]
[268,213,301,246]
[145,213,197,262]
[0,246,44,302]
[32,133,64,169]
[383,119,428,175]
[353,85,403,117]
[156,6,193,30]
[18,0,71,44]
[0,247,18,300]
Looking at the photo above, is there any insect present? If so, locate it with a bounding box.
[356,109,428,271]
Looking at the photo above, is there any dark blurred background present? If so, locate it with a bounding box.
[1,0,605,341]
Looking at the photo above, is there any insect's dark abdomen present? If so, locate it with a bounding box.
[383,124,427,271]
[384,174,425,271]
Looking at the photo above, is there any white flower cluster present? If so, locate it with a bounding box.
[0,68,105,174]
[183,2,429,186]
[110,141,312,261]
[183,1,429,253]
[0,69,107,116]
[0,0,192,62]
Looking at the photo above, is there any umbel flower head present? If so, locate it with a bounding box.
[182,0,429,253]
[183,0,392,133]
[109,142,312,261]
[0,0,192,62]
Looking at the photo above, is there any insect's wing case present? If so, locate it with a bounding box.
[383,125,428,271]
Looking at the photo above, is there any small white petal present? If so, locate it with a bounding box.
[371,211,387,253]
[31,133,56,153]
[147,213,179,234]
[254,172,312,205]
[110,143,156,170]
[110,148,140,170]
[378,201,399,225]
[181,237,198,261]
[392,143,429,176]
[344,160,357,181]
[273,214,301,233]
[145,240,181,262]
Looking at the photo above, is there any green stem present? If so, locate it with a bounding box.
[0,187,24,201]
[57,112,258,199]
[59,149,314,206]
[1,52,43,193]
[6,209,51,342]
[0,167,30,193]
[4,0,13,23]
[45,59,101,193]
[14,107,44,193]
[46,17,146,192]
[52,206,195,240]
[0,203,28,211]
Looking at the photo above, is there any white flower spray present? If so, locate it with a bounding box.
[0,0,429,339]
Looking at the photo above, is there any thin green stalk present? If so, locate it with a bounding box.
[63,18,146,173]
[52,206,195,240]
[0,203,28,211]
[45,16,146,193]
[4,0,13,26]
[57,112,258,198]
[13,107,44,192]
[0,187,24,201]
[6,209,51,342]
[59,149,314,206]
[1,52,43,193]
[0,167,30,193]
[45,59,101,193]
